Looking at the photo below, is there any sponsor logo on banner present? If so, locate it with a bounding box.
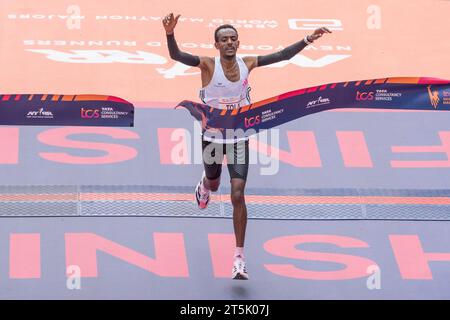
[306,96,331,108]
[427,85,440,109]
[356,91,375,101]
[81,108,100,119]
[100,107,129,119]
[443,90,450,105]
[26,108,54,119]
[261,108,284,123]
[356,90,402,102]
[244,115,261,128]
[373,89,402,102]
[81,107,129,119]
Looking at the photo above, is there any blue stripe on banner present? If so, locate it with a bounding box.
[176,77,450,140]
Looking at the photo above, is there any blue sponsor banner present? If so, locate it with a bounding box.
[0,94,134,127]
[177,77,450,140]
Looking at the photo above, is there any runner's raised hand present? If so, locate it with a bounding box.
[162,13,181,35]
[307,27,332,42]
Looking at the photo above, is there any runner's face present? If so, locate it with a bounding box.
[215,29,239,58]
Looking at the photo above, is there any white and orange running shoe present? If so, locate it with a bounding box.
[195,172,211,209]
[232,257,249,280]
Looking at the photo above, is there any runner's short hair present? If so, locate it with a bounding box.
[214,24,239,42]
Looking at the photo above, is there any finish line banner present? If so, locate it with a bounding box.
[0,94,134,127]
[176,77,450,140]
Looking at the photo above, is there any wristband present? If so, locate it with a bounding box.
[304,35,313,45]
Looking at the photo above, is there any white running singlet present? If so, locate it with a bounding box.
[199,56,251,143]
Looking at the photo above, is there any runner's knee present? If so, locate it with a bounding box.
[231,188,245,206]
[205,176,220,191]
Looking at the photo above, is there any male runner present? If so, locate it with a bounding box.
[163,13,331,280]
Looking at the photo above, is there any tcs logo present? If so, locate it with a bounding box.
[244,115,260,128]
[356,91,374,101]
[81,108,100,119]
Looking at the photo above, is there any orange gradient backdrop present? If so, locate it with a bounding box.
[0,0,449,104]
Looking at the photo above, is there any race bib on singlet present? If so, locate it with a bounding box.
[218,95,247,110]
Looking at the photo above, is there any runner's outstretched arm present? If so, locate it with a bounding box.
[245,27,332,70]
[163,12,200,67]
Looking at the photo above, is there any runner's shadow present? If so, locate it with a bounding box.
[229,284,250,299]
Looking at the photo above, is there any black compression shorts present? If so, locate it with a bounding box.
[201,137,249,181]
